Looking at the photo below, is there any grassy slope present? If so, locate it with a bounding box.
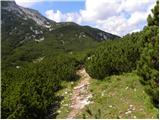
[56,72,158,119]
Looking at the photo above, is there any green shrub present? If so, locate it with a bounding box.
[85,33,142,79]
[1,55,78,118]
[137,0,159,107]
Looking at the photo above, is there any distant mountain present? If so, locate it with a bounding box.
[2,1,55,51]
[2,1,55,26]
[1,1,120,67]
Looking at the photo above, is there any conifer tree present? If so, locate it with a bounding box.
[147,0,159,26]
[138,0,159,107]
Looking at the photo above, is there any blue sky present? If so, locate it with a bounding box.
[15,0,156,36]
[29,1,85,16]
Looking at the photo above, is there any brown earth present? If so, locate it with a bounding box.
[67,68,92,119]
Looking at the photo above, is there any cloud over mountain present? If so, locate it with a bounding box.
[16,0,156,36]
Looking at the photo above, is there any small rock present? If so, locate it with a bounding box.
[118,115,122,118]
[125,110,131,115]
[86,94,92,99]
[129,105,133,108]
[101,90,105,97]
[57,110,61,113]
[132,107,135,111]
[125,112,128,115]
[109,105,112,108]
[125,87,128,90]
[101,92,104,97]
[87,57,91,60]
[133,116,136,119]
[16,66,20,69]
[128,111,132,114]
[63,104,68,107]
[90,101,94,104]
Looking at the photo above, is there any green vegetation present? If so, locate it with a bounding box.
[83,1,159,118]
[77,73,158,119]
[85,33,143,79]
[2,1,119,69]
[147,0,159,26]
[137,0,159,108]
[1,55,78,118]
[1,0,159,119]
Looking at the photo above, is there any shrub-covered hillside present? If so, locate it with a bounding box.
[85,0,159,108]
[1,55,79,119]
[1,1,119,70]
[85,32,143,79]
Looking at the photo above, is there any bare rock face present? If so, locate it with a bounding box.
[1,1,19,11]
[1,1,55,27]
[20,7,52,27]
[1,1,57,45]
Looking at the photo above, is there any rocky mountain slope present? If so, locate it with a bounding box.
[1,1,120,68]
[2,1,54,26]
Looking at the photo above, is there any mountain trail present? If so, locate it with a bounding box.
[67,68,92,119]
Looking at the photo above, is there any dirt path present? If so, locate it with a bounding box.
[67,68,92,119]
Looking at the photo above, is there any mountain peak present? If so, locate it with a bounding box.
[1,1,55,27]
[1,1,19,11]
[1,1,16,6]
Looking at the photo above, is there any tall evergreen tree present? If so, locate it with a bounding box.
[147,0,159,26]
[138,0,159,107]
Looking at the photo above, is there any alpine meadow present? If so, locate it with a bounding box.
[1,0,159,119]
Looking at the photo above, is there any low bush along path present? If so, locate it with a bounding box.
[67,68,92,119]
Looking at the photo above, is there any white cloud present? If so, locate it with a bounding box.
[43,0,156,36]
[15,0,41,7]
[15,0,157,36]
[45,10,63,22]
[45,10,82,23]
[130,28,141,33]
[95,14,146,36]
[128,11,147,26]
[79,0,156,36]
[80,0,123,22]
[95,16,129,36]
[118,0,154,13]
